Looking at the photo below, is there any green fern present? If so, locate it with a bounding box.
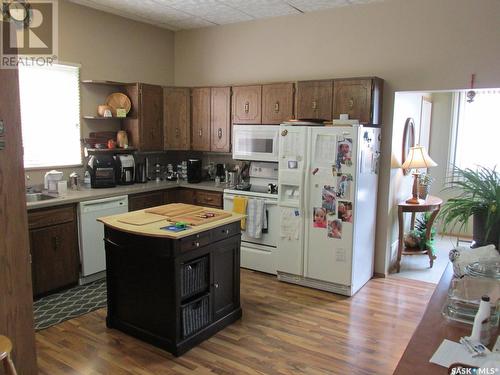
[439,165,500,238]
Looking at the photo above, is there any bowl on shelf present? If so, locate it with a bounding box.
[97,104,113,117]
[106,93,131,116]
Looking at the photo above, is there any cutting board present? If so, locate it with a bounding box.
[171,210,233,226]
[145,203,203,218]
[118,212,168,226]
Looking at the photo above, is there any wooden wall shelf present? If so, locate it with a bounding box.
[81,80,135,86]
[86,148,136,155]
[83,116,137,120]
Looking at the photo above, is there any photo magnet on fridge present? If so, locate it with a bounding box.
[336,173,353,199]
[321,185,336,214]
[313,207,327,228]
[338,201,353,223]
[336,138,353,170]
[328,219,342,239]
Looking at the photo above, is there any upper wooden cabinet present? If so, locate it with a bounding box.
[232,85,262,124]
[211,87,231,152]
[296,80,333,121]
[191,88,211,151]
[123,83,163,151]
[333,78,383,125]
[164,87,190,150]
[262,83,294,124]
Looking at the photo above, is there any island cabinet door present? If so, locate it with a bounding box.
[211,236,241,321]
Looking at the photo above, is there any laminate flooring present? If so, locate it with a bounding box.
[36,269,435,375]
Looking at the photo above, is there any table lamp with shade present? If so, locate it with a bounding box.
[401,145,437,204]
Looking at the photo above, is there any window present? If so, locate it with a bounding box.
[19,63,81,168]
[452,90,500,170]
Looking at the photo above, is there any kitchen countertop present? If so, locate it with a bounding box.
[98,206,244,239]
[27,180,226,210]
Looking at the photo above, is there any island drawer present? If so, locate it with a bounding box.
[181,256,209,300]
[212,222,241,243]
[181,294,210,338]
[179,231,212,252]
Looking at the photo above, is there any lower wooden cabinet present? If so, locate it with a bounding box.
[194,190,223,209]
[128,191,165,211]
[28,205,79,298]
[212,235,240,320]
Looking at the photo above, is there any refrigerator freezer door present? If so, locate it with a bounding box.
[304,127,357,286]
[276,125,308,275]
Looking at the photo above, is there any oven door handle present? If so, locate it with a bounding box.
[224,196,277,206]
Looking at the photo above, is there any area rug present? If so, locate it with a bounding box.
[33,278,107,331]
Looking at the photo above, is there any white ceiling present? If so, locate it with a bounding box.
[69,0,381,31]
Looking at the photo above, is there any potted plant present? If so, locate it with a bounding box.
[403,212,437,254]
[439,165,500,248]
[418,173,435,200]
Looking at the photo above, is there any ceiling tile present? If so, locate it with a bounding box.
[286,0,349,12]
[69,0,383,30]
[167,17,216,30]
[219,0,300,19]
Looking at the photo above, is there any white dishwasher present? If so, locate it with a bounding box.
[78,195,128,284]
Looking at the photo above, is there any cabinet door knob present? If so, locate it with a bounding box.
[186,265,192,271]
[244,101,249,114]
[349,98,354,109]
[223,229,230,234]
[199,129,202,137]
[175,128,180,137]
[312,100,318,110]
[194,242,200,248]
[214,282,219,289]
[218,128,223,139]
[274,101,280,113]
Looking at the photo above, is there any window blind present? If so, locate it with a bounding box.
[19,63,81,168]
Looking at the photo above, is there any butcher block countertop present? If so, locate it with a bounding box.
[98,204,245,239]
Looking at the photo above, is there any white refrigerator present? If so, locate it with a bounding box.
[276,122,381,296]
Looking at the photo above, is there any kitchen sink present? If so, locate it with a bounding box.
[26,193,57,202]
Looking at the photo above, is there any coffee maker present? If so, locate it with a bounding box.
[187,159,202,183]
[87,155,116,188]
[115,154,135,185]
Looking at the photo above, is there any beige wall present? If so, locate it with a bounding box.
[25,1,175,185]
[174,0,500,275]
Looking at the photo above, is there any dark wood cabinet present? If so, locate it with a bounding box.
[28,205,79,298]
[194,190,223,209]
[123,83,163,151]
[176,188,196,205]
[296,80,333,121]
[212,236,240,320]
[262,83,294,124]
[333,78,383,125]
[211,87,231,152]
[104,221,241,356]
[232,85,262,124]
[164,87,191,150]
[128,191,165,211]
[191,88,211,151]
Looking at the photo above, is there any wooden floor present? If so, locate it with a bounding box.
[36,270,434,375]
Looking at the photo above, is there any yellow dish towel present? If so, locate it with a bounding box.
[233,196,248,230]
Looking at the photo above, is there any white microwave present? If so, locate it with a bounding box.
[232,125,280,162]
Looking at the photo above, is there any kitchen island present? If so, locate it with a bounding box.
[98,204,244,356]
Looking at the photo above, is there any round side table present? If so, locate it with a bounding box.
[396,195,443,273]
